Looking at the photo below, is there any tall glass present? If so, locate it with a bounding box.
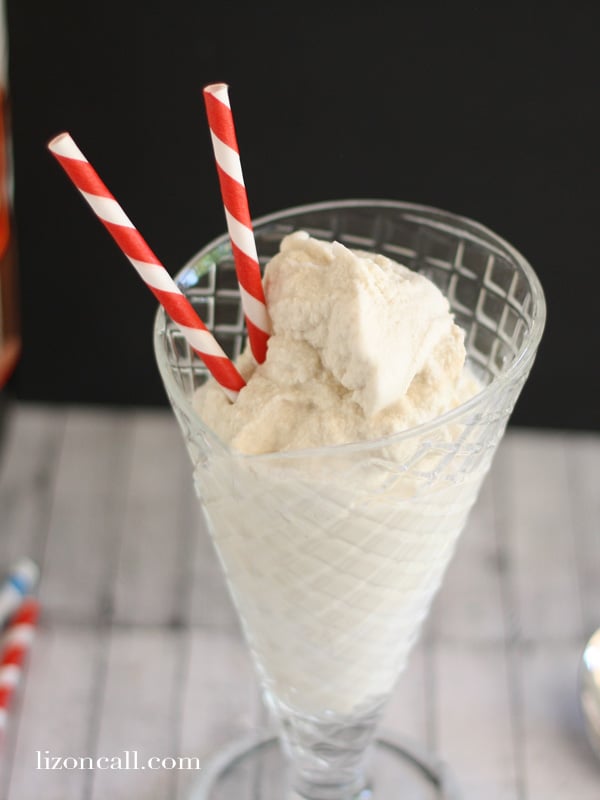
[154,201,545,799]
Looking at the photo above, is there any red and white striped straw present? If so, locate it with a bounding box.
[48,133,245,402]
[0,598,39,735]
[203,83,271,364]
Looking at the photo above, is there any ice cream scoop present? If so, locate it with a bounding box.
[194,231,480,454]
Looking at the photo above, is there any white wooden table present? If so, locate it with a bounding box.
[0,403,598,799]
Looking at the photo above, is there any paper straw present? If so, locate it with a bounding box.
[0,559,39,628]
[48,132,245,402]
[0,598,39,735]
[203,83,271,364]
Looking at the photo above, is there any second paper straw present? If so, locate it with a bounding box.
[203,83,271,364]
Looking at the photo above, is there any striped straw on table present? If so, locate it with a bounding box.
[48,133,246,402]
[203,83,271,364]
[0,598,39,735]
[0,559,39,629]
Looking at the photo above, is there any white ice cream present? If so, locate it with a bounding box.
[192,233,486,717]
[194,231,479,454]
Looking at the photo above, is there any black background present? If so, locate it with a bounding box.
[6,1,600,429]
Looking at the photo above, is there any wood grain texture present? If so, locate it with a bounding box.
[111,411,193,627]
[0,404,598,799]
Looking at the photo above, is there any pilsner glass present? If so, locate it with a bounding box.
[153,201,545,800]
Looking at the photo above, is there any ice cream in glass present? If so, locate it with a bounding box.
[154,200,545,800]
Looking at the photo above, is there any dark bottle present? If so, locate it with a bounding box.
[0,2,19,408]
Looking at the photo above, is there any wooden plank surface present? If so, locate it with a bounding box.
[90,629,184,800]
[4,628,103,800]
[565,434,600,637]
[0,404,598,799]
[491,432,585,643]
[39,408,133,624]
[111,411,194,627]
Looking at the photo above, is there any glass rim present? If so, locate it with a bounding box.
[153,199,546,462]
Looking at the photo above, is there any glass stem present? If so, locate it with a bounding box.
[267,695,381,800]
